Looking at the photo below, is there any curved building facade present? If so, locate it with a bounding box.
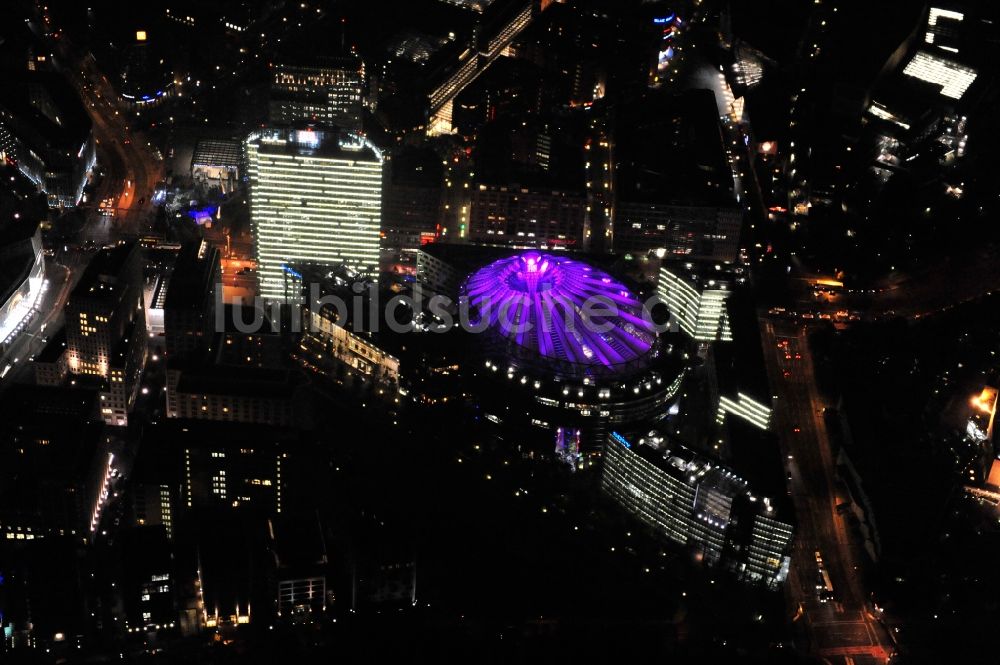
[0,71,96,208]
[0,220,45,353]
[601,431,793,588]
[462,251,683,451]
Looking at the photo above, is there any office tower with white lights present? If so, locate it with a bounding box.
[247,128,383,301]
[657,260,742,342]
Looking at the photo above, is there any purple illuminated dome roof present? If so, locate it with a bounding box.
[462,252,658,378]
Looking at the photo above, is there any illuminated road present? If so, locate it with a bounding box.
[775,243,1000,326]
[760,318,893,663]
[56,44,163,243]
[869,243,1000,320]
[220,258,256,303]
[79,56,162,238]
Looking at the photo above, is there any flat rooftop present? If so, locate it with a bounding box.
[192,138,241,169]
[724,417,795,518]
[613,429,792,522]
[0,167,45,243]
[0,70,93,157]
[72,241,137,301]
[660,259,745,290]
[615,431,750,499]
[714,288,771,403]
[614,89,736,208]
[175,364,301,399]
[251,128,382,163]
[163,240,218,311]
[35,327,67,364]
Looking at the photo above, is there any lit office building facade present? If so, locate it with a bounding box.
[247,128,383,301]
[270,57,365,132]
[184,441,285,515]
[602,432,727,563]
[601,432,792,588]
[66,244,144,376]
[65,242,147,426]
[165,364,304,427]
[657,261,738,342]
[716,393,772,431]
[614,203,742,262]
[468,183,588,249]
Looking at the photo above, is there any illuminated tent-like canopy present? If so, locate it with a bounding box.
[461,252,658,379]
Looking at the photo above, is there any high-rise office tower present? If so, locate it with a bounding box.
[66,242,143,375]
[269,55,364,133]
[380,145,443,253]
[656,260,739,342]
[164,239,221,364]
[247,128,383,301]
[612,90,743,262]
[65,241,147,425]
